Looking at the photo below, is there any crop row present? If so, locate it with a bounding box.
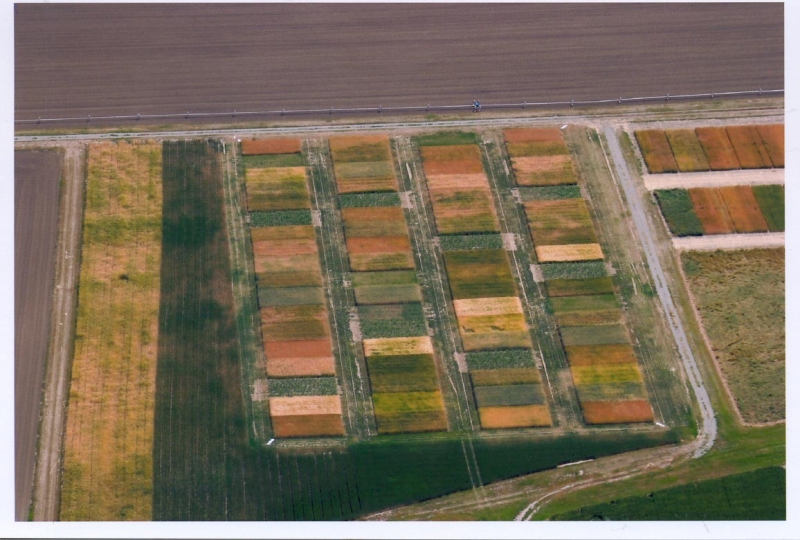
[635,125,784,174]
[654,184,784,236]
[242,139,345,438]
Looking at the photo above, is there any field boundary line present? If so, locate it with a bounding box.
[15,89,783,125]
[671,232,784,251]
[32,144,86,521]
[642,168,784,190]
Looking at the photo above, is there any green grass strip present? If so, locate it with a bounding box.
[752,185,784,232]
[465,349,535,370]
[518,185,582,201]
[414,130,479,146]
[243,153,305,168]
[541,261,608,280]
[653,189,704,236]
[339,192,401,208]
[439,234,504,251]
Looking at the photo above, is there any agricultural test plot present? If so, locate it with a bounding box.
[329,135,447,434]
[416,133,552,429]
[681,248,784,423]
[654,185,784,236]
[635,125,784,174]
[504,127,578,185]
[506,128,655,425]
[61,141,162,520]
[242,138,345,437]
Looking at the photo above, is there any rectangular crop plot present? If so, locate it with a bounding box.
[756,124,784,167]
[371,391,448,434]
[510,155,577,186]
[246,167,310,211]
[330,135,398,193]
[581,400,654,424]
[565,344,637,365]
[726,126,771,169]
[524,198,598,246]
[545,276,614,297]
[419,145,484,175]
[241,138,302,155]
[366,354,439,393]
[535,243,604,263]
[474,384,545,407]
[540,261,607,280]
[359,303,427,338]
[478,405,551,428]
[465,349,535,370]
[635,130,678,173]
[752,185,784,232]
[717,186,768,233]
[269,396,345,437]
[695,127,740,170]
[428,186,500,235]
[470,367,541,386]
[560,325,629,347]
[664,129,710,172]
[444,249,517,299]
[261,304,331,341]
[688,188,735,235]
[653,189,704,237]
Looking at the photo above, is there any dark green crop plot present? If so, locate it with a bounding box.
[541,261,607,280]
[653,189,704,236]
[551,466,785,520]
[518,185,582,201]
[546,276,614,297]
[444,249,516,299]
[414,130,479,147]
[359,302,428,338]
[752,184,784,232]
[438,233,504,251]
[473,383,545,407]
[338,192,401,208]
[249,209,312,227]
[243,153,305,168]
[268,377,339,397]
[466,349,536,370]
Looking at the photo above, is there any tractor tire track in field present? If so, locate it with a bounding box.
[601,125,716,458]
[304,139,375,438]
[32,144,85,521]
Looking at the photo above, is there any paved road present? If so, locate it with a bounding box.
[31,145,85,521]
[602,125,716,458]
[15,4,782,121]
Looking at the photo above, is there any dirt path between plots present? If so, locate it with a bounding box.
[643,168,784,190]
[31,144,85,522]
[672,232,784,251]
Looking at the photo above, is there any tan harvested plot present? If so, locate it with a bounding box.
[347,235,411,254]
[664,129,710,172]
[718,185,768,233]
[695,127,740,170]
[241,138,302,155]
[535,243,604,262]
[571,363,643,385]
[461,331,531,351]
[420,145,484,175]
[478,405,551,428]
[471,368,541,386]
[266,356,336,377]
[426,173,488,190]
[756,124,784,167]
[581,400,654,424]
[269,395,342,416]
[453,296,522,317]
[329,135,391,162]
[266,339,332,359]
[251,224,316,242]
[61,141,162,521]
[503,127,564,144]
[363,336,433,357]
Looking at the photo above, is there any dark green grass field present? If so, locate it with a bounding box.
[653,189,704,236]
[752,184,784,232]
[414,130,479,147]
[151,138,681,521]
[551,466,785,520]
[243,153,305,168]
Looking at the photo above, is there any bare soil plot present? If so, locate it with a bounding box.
[61,141,162,520]
[14,149,62,521]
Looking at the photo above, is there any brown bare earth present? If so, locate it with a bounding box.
[15,149,62,521]
[15,4,783,121]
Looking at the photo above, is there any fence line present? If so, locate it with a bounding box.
[16,88,783,125]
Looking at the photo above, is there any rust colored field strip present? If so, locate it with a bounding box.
[688,187,736,235]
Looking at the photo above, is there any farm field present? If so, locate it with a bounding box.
[551,466,785,520]
[681,249,784,423]
[654,185,784,236]
[243,138,345,437]
[418,132,552,429]
[60,141,162,520]
[14,149,62,520]
[330,135,446,434]
[508,128,655,425]
[635,125,783,174]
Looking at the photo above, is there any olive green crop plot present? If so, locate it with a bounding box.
[245,167,310,211]
[546,276,615,297]
[358,303,427,338]
[473,384,546,408]
[443,249,517,299]
[366,354,439,393]
[524,199,598,246]
[560,324,630,347]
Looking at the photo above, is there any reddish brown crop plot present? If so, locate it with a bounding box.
[266,356,336,378]
[503,127,564,144]
[478,405,551,429]
[695,127,740,170]
[756,124,784,167]
[419,145,484,175]
[726,126,771,169]
[565,344,638,366]
[688,188,735,235]
[581,400,654,424]
[718,186,769,233]
[635,130,678,173]
[241,138,302,155]
[269,396,345,437]
[347,235,411,254]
